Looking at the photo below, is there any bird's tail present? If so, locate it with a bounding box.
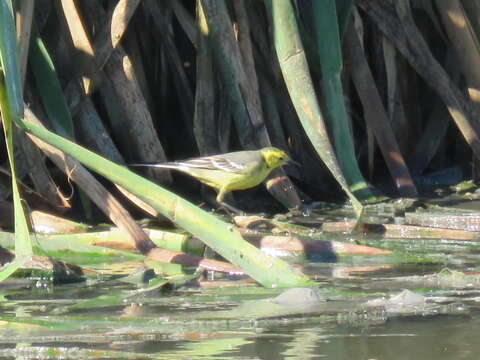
[129,163,180,170]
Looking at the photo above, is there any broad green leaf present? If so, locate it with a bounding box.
[29,23,75,139]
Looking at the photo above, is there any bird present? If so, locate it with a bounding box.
[130,147,297,213]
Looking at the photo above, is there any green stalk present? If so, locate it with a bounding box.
[312,0,373,199]
[0,0,22,119]
[264,0,363,217]
[0,74,31,280]
[0,0,32,280]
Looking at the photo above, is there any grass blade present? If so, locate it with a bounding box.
[0,0,32,280]
[29,24,74,139]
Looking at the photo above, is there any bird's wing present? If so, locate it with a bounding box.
[176,155,247,173]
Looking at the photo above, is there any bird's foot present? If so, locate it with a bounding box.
[219,201,246,216]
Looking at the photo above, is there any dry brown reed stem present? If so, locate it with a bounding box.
[14,0,34,87]
[13,2,70,210]
[345,25,417,197]
[24,107,156,255]
[59,0,171,184]
[359,0,480,161]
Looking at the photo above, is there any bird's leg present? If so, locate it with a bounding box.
[219,201,246,216]
[216,189,246,215]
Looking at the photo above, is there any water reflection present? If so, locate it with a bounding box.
[1,278,479,359]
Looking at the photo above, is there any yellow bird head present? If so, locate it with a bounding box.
[260,147,297,169]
